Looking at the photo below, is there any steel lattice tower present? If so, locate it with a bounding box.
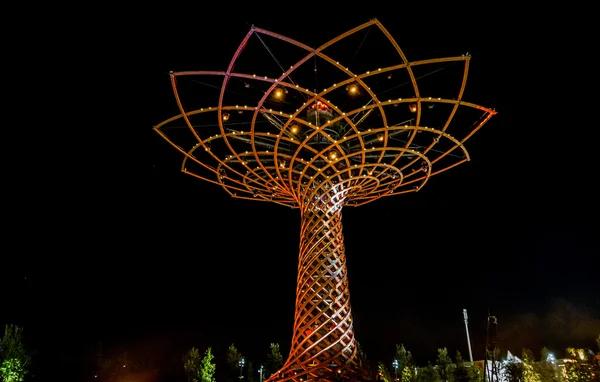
[154,19,496,381]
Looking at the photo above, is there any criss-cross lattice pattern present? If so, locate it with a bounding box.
[153,19,496,208]
[154,18,496,382]
[273,185,359,381]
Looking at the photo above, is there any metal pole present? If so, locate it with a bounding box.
[483,313,489,382]
[259,365,263,382]
[239,357,245,381]
[463,309,474,362]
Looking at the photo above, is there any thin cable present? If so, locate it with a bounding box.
[349,26,371,67]
[379,62,456,95]
[192,79,297,108]
[255,32,287,75]
[388,136,465,159]
[255,32,307,102]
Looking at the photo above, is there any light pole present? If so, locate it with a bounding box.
[463,309,474,363]
[239,357,245,381]
[392,359,398,381]
[259,364,263,382]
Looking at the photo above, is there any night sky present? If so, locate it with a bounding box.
[3,4,597,380]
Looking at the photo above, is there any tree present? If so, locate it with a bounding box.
[564,347,594,382]
[227,344,242,368]
[436,348,453,382]
[535,347,558,382]
[183,347,202,382]
[226,344,242,382]
[183,346,216,382]
[266,343,284,377]
[402,364,416,382]
[356,341,375,378]
[0,325,30,382]
[416,362,439,382]
[502,361,523,382]
[394,344,410,378]
[454,351,478,382]
[378,362,392,382]
[356,341,369,369]
[540,347,551,363]
[199,347,216,382]
[521,349,540,382]
[247,360,255,382]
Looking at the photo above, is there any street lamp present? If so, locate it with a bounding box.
[239,357,245,380]
[259,364,264,382]
[463,309,474,363]
[392,359,399,381]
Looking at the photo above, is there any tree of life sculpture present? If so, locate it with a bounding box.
[154,19,496,381]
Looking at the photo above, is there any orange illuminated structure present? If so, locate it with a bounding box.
[154,19,496,381]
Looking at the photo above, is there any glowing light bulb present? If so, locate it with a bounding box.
[347,83,359,95]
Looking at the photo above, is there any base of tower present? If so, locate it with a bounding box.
[266,364,374,382]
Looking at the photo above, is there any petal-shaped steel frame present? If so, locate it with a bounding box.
[154,19,496,208]
[154,18,496,382]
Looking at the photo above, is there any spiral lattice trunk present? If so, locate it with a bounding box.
[269,190,364,381]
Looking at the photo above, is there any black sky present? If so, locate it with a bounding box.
[3,4,597,380]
